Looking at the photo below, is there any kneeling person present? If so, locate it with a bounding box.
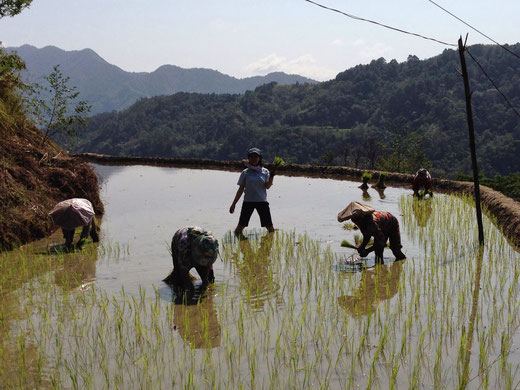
[163,227,218,292]
[338,201,406,264]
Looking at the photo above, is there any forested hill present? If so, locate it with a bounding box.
[74,43,520,178]
[10,45,316,114]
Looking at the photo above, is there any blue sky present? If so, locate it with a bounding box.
[1,0,519,81]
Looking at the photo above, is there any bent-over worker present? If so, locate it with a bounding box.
[412,168,433,198]
[49,198,99,251]
[163,226,218,293]
[338,201,406,264]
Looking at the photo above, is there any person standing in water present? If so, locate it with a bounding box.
[229,147,275,235]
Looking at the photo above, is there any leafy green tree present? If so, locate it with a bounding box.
[0,0,32,17]
[321,150,335,165]
[27,65,91,147]
[0,46,25,89]
[377,127,431,173]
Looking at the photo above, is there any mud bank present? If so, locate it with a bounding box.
[75,153,520,248]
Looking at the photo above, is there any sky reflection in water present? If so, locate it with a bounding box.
[92,164,420,295]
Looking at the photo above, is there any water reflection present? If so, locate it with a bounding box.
[230,232,281,310]
[0,230,100,385]
[374,187,386,200]
[361,189,372,201]
[172,291,221,349]
[337,260,403,316]
[54,250,98,291]
[412,198,433,227]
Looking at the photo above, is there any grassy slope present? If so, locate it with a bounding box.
[0,86,103,250]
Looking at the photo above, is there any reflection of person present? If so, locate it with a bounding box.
[62,218,99,251]
[54,249,97,290]
[338,260,403,316]
[413,168,433,198]
[173,292,221,349]
[361,188,372,201]
[229,147,275,235]
[232,233,278,309]
[337,201,406,264]
[412,197,433,227]
[163,227,219,293]
[374,187,386,200]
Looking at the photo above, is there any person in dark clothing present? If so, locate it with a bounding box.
[62,218,99,251]
[338,201,406,264]
[50,198,99,251]
[229,147,275,235]
[163,226,219,293]
[412,168,433,198]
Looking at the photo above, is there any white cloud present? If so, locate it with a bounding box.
[244,53,336,81]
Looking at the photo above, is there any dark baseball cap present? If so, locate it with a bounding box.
[247,147,262,156]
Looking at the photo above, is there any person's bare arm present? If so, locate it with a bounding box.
[230,186,245,213]
[265,173,274,189]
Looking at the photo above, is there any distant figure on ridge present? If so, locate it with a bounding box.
[229,147,276,235]
[163,226,219,294]
[337,201,406,264]
[412,168,433,198]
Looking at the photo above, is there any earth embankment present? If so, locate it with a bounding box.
[0,126,103,250]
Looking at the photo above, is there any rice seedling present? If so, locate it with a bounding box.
[0,191,519,388]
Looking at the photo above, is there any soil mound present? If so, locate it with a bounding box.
[1,125,103,250]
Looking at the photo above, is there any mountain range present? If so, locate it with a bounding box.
[9,44,316,114]
[72,43,520,178]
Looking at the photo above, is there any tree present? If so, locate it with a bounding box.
[27,65,91,147]
[0,46,25,89]
[321,150,335,165]
[0,0,32,18]
[377,126,431,174]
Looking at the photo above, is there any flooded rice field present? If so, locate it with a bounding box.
[1,164,519,389]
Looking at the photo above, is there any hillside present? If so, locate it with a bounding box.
[72,43,520,178]
[9,45,316,114]
[0,59,103,250]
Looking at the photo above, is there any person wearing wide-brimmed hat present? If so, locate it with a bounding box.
[229,147,275,235]
[337,201,406,264]
[163,226,219,292]
[49,198,100,251]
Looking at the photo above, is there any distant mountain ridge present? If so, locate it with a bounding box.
[9,44,317,114]
[73,43,520,177]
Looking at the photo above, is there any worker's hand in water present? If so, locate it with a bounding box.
[229,204,235,214]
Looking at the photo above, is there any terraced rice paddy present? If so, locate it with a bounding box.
[1,165,519,389]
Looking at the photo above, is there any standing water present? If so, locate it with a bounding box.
[0,164,518,389]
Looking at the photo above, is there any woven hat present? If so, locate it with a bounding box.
[191,234,219,267]
[337,201,375,222]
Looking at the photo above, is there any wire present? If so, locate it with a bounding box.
[303,0,520,118]
[465,47,520,119]
[303,0,457,47]
[427,0,520,60]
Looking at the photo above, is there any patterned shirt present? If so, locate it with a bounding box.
[171,226,217,270]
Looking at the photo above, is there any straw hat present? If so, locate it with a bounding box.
[337,201,375,222]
